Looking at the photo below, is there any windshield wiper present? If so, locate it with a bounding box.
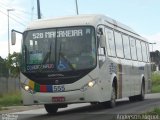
[59,52,75,71]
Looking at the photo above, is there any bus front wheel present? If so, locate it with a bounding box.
[44,104,58,114]
[108,85,116,108]
[103,85,116,108]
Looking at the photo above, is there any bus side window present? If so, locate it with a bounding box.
[105,28,116,57]
[130,37,137,60]
[122,34,131,59]
[141,42,148,62]
[136,40,142,61]
[146,43,150,62]
[29,40,34,50]
[114,31,124,58]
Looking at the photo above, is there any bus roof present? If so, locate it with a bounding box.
[26,14,147,41]
[26,14,132,30]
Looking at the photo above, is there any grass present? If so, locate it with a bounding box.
[146,108,160,116]
[0,91,22,110]
[138,108,160,120]
[151,72,160,93]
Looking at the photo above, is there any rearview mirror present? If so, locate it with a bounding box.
[11,30,16,45]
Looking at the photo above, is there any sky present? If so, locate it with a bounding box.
[0,0,160,58]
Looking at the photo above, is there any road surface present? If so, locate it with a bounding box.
[1,93,160,120]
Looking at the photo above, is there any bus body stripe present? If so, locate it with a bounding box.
[46,85,53,92]
[28,80,54,92]
[40,85,47,92]
[29,80,34,90]
[34,83,40,92]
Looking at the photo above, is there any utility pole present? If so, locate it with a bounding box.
[75,0,79,15]
[7,9,15,57]
[37,0,41,19]
[7,9,14,79]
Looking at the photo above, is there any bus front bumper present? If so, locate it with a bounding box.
[21,84,103,105]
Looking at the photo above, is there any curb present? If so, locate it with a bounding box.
[0,105,43,114]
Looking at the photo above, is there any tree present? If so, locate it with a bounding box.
[6,52,21,77]
[0,56,9,77]
[155,50,160,65]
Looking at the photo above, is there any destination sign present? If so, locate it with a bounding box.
[32,29,83,39]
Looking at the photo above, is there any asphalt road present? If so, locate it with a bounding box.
[1,93,160,120]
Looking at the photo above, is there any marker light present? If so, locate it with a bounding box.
[88,81,96,87]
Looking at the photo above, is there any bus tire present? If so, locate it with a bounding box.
[137,82,145,101]
[109,85,116,108]
[129,82,145,102]
[44,104,58,114]
[129,96,136,102]
[103,85,116,108]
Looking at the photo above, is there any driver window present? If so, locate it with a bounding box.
[98,26,106,68]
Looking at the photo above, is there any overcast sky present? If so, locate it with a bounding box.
[0,0,160,58]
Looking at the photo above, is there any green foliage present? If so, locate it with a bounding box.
[0,57,9,77]
[6,52,21,77]
[0,92,22,109]
[147,108,160,115]
[0,52,21,77]
[151,72,160,93]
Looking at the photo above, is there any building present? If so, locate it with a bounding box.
[150,50,160,71]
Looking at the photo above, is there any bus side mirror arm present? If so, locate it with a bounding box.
[11,29,23,45]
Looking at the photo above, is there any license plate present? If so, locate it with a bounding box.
[52,97,65,102]
[53,85,65,92]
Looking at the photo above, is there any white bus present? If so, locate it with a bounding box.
[11,14,151,114]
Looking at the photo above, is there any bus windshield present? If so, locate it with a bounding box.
[22,26,96,73]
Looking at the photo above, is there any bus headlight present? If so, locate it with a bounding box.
[24,85,29,91]
[88,81,96,87]
[80,80,97,92]
[21,84,35,94]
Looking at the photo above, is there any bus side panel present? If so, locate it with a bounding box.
[98,58,112,102]
[144,63,152,93]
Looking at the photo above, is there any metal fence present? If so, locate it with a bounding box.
[0,77,20,94]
